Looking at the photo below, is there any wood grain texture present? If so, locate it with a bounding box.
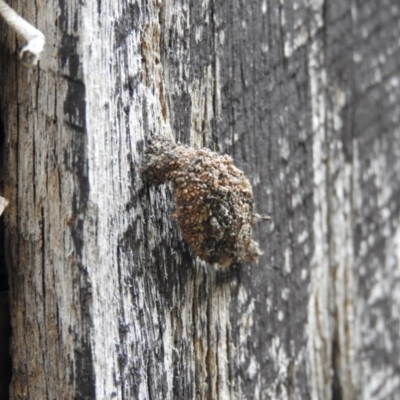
[0,0,400,399]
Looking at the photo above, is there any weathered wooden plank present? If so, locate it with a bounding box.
[0,0,400,399]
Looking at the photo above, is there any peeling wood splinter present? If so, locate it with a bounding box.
[142,135,266,266]
[0,0,45,67]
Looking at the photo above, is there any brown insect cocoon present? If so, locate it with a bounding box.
[141,135,262,267]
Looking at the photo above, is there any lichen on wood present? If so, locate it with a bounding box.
[141,135,262,266]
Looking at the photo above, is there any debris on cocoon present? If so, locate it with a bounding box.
[141,136,262,267]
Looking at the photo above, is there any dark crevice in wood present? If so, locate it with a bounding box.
[331,336,342,400]
[322,2,344,399]
[0,108,11,399]
[0,218,11,400]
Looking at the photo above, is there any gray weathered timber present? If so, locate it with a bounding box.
[1,0,400,399]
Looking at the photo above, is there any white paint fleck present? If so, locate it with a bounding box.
[353,52,362,63]
[281,288,290,301]
[279,136,290,160]
[301,268,307,280]
[277,310,284,321]
[284,247,291,274]
[238,285,249,306]
[195,26,202,43]
[279,170,285,182]
[261,43,269,53]
[284,42,293,59]
[298,230,308,244]
[246,356,258,379]
[224,137,231,146]
[252,173,261,186]
[335,86,346,108]
[291,192,302,209]
[390,76,399,87]
[266,296,272,313]
[219,30,225,45]
[261,1,267,14]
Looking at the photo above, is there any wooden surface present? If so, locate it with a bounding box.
[1,0,400,399]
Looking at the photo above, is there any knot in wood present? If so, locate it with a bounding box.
[141,136,262,266]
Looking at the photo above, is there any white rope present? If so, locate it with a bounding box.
[0,0,45,67]
[0,196,8,216]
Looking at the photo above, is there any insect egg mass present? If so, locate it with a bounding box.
[141,136,262,267]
